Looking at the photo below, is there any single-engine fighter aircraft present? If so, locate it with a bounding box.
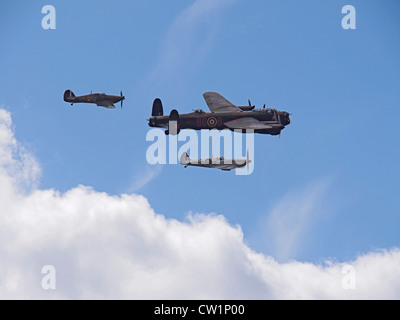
[63,90,125,109]
[180,151,251,172]
[148,92,290,135]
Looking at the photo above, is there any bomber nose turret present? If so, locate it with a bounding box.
[285,112,291,125]
[280,112,290,125]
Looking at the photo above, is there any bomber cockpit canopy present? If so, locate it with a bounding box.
[254,107,278,113]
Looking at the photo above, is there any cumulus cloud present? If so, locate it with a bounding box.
[0,108,400,299]
[0,109,41,197]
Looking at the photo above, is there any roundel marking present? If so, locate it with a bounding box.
[207,117,217,128]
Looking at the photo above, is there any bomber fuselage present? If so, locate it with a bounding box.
[149,108,290,135]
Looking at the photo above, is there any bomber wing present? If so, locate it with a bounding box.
[203,92,242,113]
[223,117,272,130]
[96,101,116,109]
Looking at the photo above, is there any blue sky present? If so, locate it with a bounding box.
[0,0,400,298]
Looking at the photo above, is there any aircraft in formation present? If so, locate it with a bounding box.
[180,151,251,172]
[63,89,125,109]
[148,92,291,136]
[63,90,290,172]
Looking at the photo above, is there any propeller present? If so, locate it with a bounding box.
[248,99,256,109]
[120,90,125,108]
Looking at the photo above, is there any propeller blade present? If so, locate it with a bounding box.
[120,91,124,108]
[248,99,252,107]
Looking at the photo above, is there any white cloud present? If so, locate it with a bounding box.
[0,108,400,299]
[0,109,41,197]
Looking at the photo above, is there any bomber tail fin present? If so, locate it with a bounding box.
[152,98,164,116]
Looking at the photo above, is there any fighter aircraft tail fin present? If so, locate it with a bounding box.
[152,98,164,116]
[63,90,75,101]
[179,152,190,165]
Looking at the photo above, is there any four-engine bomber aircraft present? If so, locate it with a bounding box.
[148,92,290,135]
[180,151,251,172]
[63,90,125,109]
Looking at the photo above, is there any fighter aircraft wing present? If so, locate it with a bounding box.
[96,101,116,109]
[203,92,242,112]
[223,117,273,130]
[217,164,235,170]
